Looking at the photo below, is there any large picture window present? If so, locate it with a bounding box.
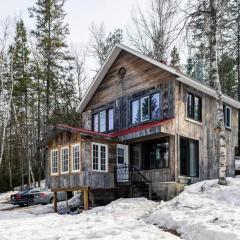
[92,143,108,172]
[131,92,161,125]
[180,137,199,177]
[187,92,202,122]
[61,147,69,173]
[72,144,80,172]
[223,104,231,128]
[92,108,114,133]
[51,149,58,175]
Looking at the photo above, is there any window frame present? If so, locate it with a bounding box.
[130,91,161,126]
[141,96,150,122]
[223,104,232,129]
[92,107,114,133]
[91,143,108,172]
[186,92,202,122]
[71,143,81,173]
[180,137,199,178]
[50,149,58,176]
[60,146,69,174]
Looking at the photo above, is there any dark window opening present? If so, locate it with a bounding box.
[130,137,169,170]
[223,104,231,128]
[187,92,202,122]
[180,137,199,177]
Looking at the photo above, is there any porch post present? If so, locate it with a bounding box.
[65,191,68,207]
[53,192,57,212]
[83,189,89,210]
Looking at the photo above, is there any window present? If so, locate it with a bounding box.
[180,137,199,177]
[99,111,106,132]
[131,100,140,124]
[187,92,202,121]
[72,144,80,172]
[61,147,69,173]
[131,92,161,125]
[223,105,231,128]
[117,148,124,164]
[51,149,58,175]
[92,143,108,172]
[151,93,160,119]
[93,114,99,132]
[141,138,169,170]
[108,108,114,131]
[92,108,114,133]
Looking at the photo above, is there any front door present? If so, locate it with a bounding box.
[116,144,129,182]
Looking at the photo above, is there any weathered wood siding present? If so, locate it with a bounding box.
[174,81,238,180]
[81,50,175,132]
[47,132,116,189]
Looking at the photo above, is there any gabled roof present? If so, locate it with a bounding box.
[77,43,240,112]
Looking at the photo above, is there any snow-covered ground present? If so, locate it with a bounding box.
[0,197,179,240]
[146,177,240,240]
[1,177,240,240]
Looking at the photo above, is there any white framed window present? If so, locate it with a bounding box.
[61,147,69,173]
[92,143,108,172]
[223,104,232,128]
[72,144,80,172]
[51,149,58,175]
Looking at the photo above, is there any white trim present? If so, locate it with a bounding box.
[91,142,108,172]
[76,43,240,113]
[71,143,81,173]
[60,146,69,174]
[50,149,58,176]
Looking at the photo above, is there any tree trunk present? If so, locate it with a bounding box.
[209,0,227,185]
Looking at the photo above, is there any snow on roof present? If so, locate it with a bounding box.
[77,43,240,113]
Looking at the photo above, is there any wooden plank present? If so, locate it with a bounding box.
[83,189,89,210]
[54,192,57,212]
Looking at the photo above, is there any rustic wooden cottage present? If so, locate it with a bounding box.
[41,44,240,211]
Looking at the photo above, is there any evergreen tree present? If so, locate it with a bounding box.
[170,46,180,69]
[29,0,71,124]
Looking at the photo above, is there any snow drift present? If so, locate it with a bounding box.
[146,177,240,240]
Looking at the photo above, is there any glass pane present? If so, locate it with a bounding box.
[93,144,98,170]
[141,96,149,121]
[100,146,106,171]
[73,145,80,171]
[151,93,160,119]
[117,148,124,164]
[189,140,198,177]
[61,148,69,172]
[194,96,201,121]
[93,114,99,132]
[99,111,106,132]
[226,107,231,127]
[131,100,140,124]
[187,93,194,118]
[51,150,58,173]
[108,108,114,131]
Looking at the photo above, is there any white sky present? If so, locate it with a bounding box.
[0,0,148,44]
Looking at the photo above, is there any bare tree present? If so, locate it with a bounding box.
[126,0,179,61]
[69,43,88,100]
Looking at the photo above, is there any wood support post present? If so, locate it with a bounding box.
[54,192,57,212]
[65,191,68,207]
[83,189,89,210]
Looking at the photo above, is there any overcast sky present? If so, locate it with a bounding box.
[0,0,148,44]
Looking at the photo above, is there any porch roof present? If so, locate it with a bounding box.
[39,118,174,147]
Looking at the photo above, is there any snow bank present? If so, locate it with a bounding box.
[0,191,16,203]
[0,198,180,240]
[146,177,240,240]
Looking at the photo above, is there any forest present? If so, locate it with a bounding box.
[0,0,239,192]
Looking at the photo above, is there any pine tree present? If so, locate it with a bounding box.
[29,0,70,124]
[170,46,180,69]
